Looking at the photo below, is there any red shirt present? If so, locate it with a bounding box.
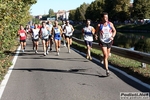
[37,25,42,29]
[18,30,26,40]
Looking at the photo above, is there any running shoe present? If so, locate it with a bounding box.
[106,70,110,76]
[86,55,89,59]
[89,56,92,60]
[46,51,49,55]
[50,48,52,51]
[35,50,38,54]
[57,52,59,56]
[44,52,46,56]
[58,48,60,51]
[63,43,66,47]
[22,50,24,53]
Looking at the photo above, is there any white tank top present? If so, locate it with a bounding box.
[32,29,39,39]
[61,24,66,30]
[46,24,53,35]
[65,25,73,36]
[41,27,49,39]
[99,24,112,43]
[83,26,93,41]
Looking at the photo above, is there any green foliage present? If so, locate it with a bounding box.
[69,0,150,22]
[104,0,130,21]
[132,0,150,19]
[0,0,37,82]
[74,2,89,21]
[48,9,55,17]
[85,0,104,21]
[41,14,49,20]
[32,17,40,24]
[0,0,36,51]
[69,9,76,20]
[134,38,150,53]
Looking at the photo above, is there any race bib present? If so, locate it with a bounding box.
[54,28,59,33]
[103,33,109,39]
[20,33,25,37]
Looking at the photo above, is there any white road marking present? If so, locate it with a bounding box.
[0,45,21,99]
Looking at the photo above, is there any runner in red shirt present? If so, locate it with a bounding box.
[18,25,27,53]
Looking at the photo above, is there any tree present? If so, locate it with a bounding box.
[69,9,76,20]
[104,0,130,21]
[48,9,55,17]
[85,0,104,21]
[134,38,150,53]
[0,0,37,51]
[132,0,150,20]
[74,2,89,21]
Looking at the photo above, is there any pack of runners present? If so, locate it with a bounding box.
[18,12,116,76]
[18,20,74,56]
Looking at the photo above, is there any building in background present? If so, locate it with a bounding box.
[56,10,69,20]
[35,15,42,19]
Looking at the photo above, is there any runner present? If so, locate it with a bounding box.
[18,25,27,53]
[82,19,95,60]
[37,23,42,29]
[39,21,50,56]
[63,20,74,53]
[37,23,42,45]
[46,20,53,51]
[24,25,30,34]
[30,24,40,53]
[29,24,35,50]
[52,20,63,56]
[96,12,116,76]
[61,20,66,47]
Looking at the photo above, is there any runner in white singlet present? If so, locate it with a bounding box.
[82,19,95,60]
[47,21,53,51]
[30,24,40,53]
[61,20,66,47]
[96,12,116,76]
[39,21,49,56]
[63,20,74,53]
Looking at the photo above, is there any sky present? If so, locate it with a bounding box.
[30,0,95,16]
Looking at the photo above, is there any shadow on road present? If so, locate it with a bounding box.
[12,68,107,78]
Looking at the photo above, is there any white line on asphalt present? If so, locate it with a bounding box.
[72,48,150,90]
[0,45,21,99]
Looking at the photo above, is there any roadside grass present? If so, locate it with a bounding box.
[115,23,150,30]
[0,41,19,82]
[72,41,150,84]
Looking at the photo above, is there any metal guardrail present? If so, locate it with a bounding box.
[72,37,150,65]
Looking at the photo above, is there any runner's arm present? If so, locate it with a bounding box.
[92,27,95,35]
[71,25,74,32]
[51,27,54,38]
[59,26,63,36]
[110,22,116,39]
[95,24,100,40]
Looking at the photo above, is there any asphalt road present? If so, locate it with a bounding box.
[1,38,150,100]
